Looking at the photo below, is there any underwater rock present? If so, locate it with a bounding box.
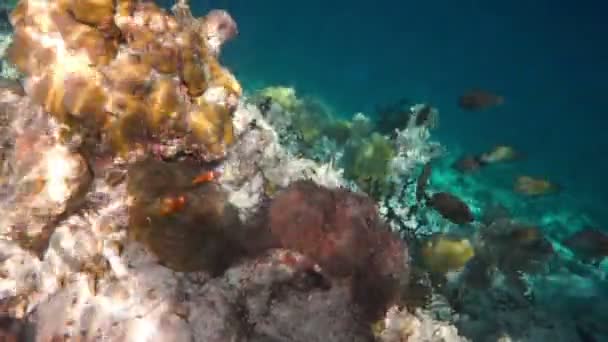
[222,249,375,342]
[0,95,92,257]
[127,159,244,274]
[23,248,382,341]
[7,0,240,162]
[268,180,409,321]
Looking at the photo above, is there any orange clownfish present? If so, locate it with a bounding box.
[159,195,187,216]
[192,170,221,185]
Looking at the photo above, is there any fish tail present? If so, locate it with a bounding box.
[474,154,489,167]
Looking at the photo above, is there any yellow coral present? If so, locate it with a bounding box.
[420,234,475,274]
[343,132,395,197]
[62,0,116,27]
[8,0,241,161]
[147,77,180,127]
[257,86,300,112]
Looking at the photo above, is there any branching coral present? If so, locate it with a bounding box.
[220,103,349,221]
[7,0,241,162]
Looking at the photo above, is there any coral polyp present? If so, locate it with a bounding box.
[7,0,241,161]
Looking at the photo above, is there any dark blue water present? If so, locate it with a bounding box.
[185,0,608,224]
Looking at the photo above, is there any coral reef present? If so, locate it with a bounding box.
[377,306,468,342]
[342,132,395,197]
[221,102,347,220]
[126,159,244,273]
[0,90,92,257]
[3,0,603,339]
[0,84,414,341]
[7,0,240,162]
[268,180,409,320]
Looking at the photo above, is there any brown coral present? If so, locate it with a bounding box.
[127,159,244,274]
[7,0,241,162]
[268,180,409,321]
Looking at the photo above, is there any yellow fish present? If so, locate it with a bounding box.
[420,234,475,274]
[514,176,560,196]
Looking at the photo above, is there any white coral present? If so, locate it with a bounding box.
[389,104,443,180]
[223,101,347,218]
[379,306,468,342]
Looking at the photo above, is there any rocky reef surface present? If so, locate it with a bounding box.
[0,0,466,341]
[2,0,606,341]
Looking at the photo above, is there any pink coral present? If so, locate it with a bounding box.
[268,180,409,321]
[202,9,238,55]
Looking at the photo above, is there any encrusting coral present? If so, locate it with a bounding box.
[342,132,396,197]
[0,87,93,257]
[7,0,241,162]
[126,159,244,274]
[268,180,409,321]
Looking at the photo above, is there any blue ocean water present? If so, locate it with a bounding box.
[1,0,606,339]
[186,0,608,227]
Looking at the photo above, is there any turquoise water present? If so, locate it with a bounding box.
[187,0,608,228]
[0,0,606,339]
[194,2,608,337]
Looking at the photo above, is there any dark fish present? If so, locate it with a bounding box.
[563,228,608,263]
[481,219,554,275]
[414,162,474,224]
[257,96,273,115]
[458,89,504,111]
[506,226,543,247]
[576,325,598,342]
[414,104,433,127]
[461,255,495,290]
[427,192,475,225]
[452,155,486,173]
